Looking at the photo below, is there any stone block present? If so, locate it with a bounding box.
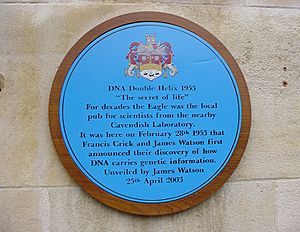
[277,179,300,232]
[0,188,49,232]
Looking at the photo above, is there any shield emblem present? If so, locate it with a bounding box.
[125,34,177,80]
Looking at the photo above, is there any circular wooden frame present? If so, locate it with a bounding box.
[49,12,251,216]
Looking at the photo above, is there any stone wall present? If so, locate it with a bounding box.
[0,1,299,231]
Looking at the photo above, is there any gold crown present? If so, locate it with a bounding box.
[140,63,162,72]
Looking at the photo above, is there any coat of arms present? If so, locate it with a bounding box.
[125,34,178,80]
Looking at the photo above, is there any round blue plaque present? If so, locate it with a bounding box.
[50,12,251,215]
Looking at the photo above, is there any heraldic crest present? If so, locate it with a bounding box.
[125,34,178,81]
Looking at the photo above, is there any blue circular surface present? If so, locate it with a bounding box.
[59,22,242,203]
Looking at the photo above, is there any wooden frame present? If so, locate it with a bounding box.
[49,12,251,216]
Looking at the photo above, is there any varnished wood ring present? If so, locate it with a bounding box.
[49,12,251,216]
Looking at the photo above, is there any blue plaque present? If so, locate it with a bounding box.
[50,12,251,215]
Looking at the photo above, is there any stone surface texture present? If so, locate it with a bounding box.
[0,1,299,231]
